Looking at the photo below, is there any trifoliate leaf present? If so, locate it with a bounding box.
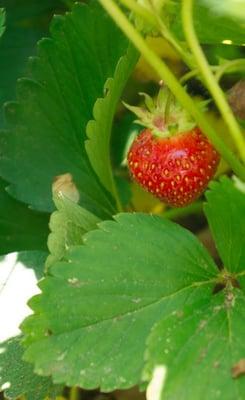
[204,177,245,273]
[22,213,217,391]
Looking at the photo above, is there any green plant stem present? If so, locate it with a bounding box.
[98,0,245,181]
[163,201,203,220]
[182,0,245,163]
[148,2,195,69]
[237,270,245,277]
[181,59,245,84]
[164,90,173,125]
[119,0,194,69]
[70,387,79,400]
[119,0,155,24]
[215,59,245,82]
[180,60,245,86]
[180,66,219,84]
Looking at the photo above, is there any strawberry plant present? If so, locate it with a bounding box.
[0,1,244,400]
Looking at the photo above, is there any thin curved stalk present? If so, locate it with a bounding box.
[215,59,245,82]
[180,60,245,84]
[119,0,194,69]
[180,66,219,84]
[182,0,245,163]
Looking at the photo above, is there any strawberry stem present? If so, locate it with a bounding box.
[164,89,173,126]
[98,0,245,181]
[182,0,245,163]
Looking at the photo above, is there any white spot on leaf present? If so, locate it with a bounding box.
[132,298,142,304]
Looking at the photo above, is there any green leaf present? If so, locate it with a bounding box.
[22,213,217,390]
[171,0,245,45]
[16,251,48,280]
[0,0,63,127]
[111,113,141,168]
[85,44,138,198]
[0,1,135,217]
[0,336,62,400]
[204,177,245,273]
[201,0,245,23]
[144,287,245,400]
[0,179,49,255]
[0,8,5,39]
[46,192,101,270]
[0,0,64,23]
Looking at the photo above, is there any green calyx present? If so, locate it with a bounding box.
[124,87,207,138]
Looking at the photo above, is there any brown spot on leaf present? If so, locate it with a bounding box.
[231,359,245,379]
[45,328,53,337]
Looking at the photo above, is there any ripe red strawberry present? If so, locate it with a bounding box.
[126,89,220,207]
